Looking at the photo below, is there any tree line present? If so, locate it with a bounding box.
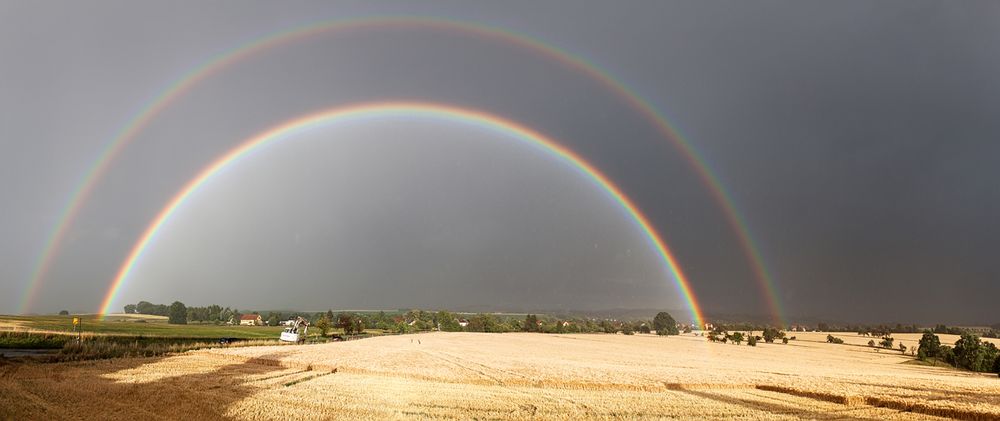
[123,302,690,337]
[809,322,999,339]
[708,326,790,346]
[124,301,312,326]
[827,329,1000,377]
[317,310,684,336]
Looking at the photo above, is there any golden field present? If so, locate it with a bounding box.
[793,331,1000,349]
[2,332,999,420]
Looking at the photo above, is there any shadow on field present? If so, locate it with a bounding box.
[0,352,294,420]
[674,388,885,421]
[851,380,996,401]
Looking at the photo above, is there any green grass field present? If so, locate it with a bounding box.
[0,314,284,338]
[0,314,390,361]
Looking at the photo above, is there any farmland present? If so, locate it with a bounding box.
[794,331,1000,349]
[0,314,285,339]
[3,332,999,420]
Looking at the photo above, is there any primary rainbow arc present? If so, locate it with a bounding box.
[98,102,706,328]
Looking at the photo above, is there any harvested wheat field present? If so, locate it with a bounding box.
[2,332,999,420]
[791,331,1000,349]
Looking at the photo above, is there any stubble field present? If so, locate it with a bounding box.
[2,332,998,420]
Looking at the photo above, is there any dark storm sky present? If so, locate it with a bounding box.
[1,1,998,324]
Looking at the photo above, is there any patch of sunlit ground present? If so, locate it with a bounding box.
[3,332,998,420]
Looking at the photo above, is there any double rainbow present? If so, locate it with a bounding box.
[97,102,705,327]
[23,16,784,326]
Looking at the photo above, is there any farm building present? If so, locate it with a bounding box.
[239,314,263,326]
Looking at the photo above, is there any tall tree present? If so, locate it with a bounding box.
[918,331,941,360]
[353,316,366,334]
[267,312,281,326]
[168,301,187,325]
[136,301,154,315]
[315,315,331,337]
[523,314,539,332]
[953,334,998,372]
[207,304,222,322]
[437,311,461,332]
[337,312,356,335]
[653,312,679,336]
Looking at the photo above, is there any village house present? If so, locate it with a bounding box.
[239,314,263,326]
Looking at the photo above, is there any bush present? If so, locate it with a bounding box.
[56,337,282,361]
[868,340,876,347]
[763,328,784,343]
[0,332,68,349]
[747,336,757,346]
[879,335,894,349]
[940,345,955,365]
[782,337,789,344]
[826,335,844,344]
[58,310,69,315]
[395,322,410,334]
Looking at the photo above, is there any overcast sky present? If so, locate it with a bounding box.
[2,1,998,324]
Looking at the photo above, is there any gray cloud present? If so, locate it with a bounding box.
[2,1,998,324]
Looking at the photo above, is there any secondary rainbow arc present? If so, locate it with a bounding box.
[23,16,783,326]
[97,102,706,328]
